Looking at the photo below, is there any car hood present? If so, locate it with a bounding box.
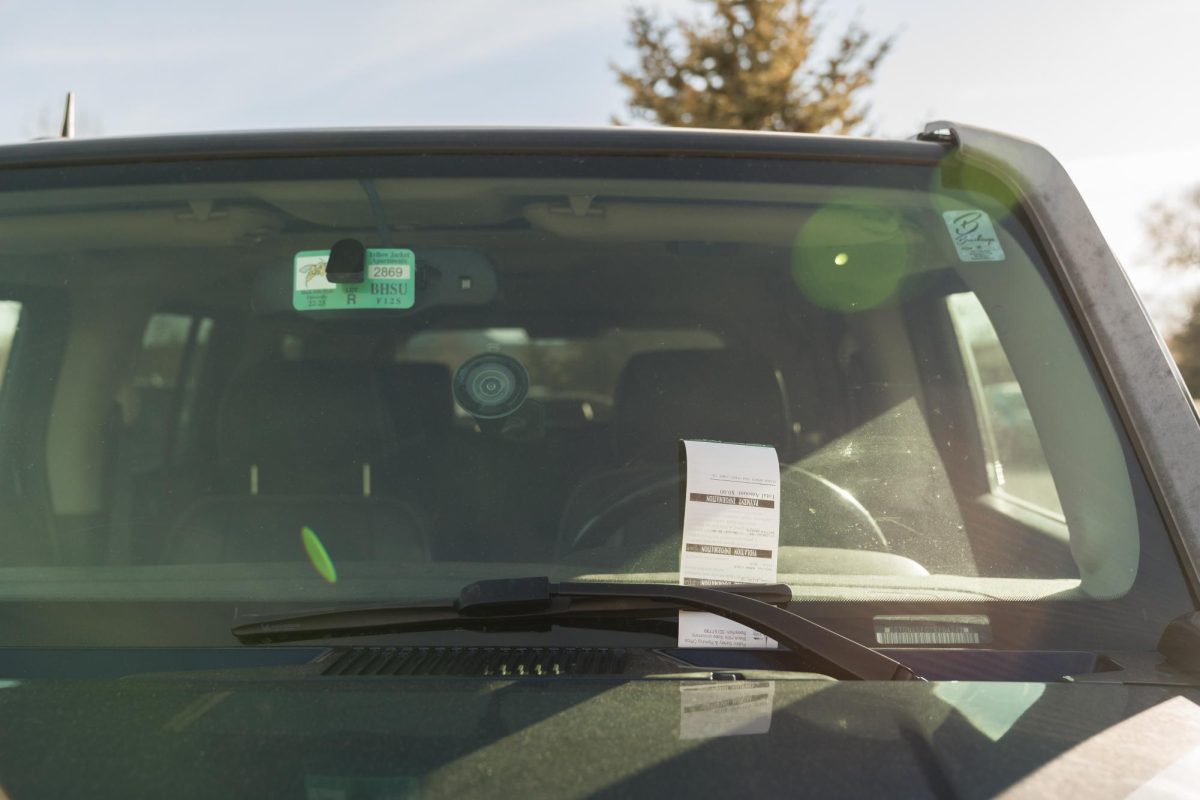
[1,676,1200,798]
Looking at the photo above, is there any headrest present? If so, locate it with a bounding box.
[377,362,454,438]
[219,361,396,474]
[614,350,791,464]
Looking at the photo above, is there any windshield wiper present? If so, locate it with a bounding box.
[232,577,920,681]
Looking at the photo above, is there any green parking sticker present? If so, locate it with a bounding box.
[293,248,415,311]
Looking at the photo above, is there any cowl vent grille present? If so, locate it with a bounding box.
[322,646,628,677]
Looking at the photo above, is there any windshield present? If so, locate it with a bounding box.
[0,151,1189,649]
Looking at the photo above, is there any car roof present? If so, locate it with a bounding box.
[0,126,946,170]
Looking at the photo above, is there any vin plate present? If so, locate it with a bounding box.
[874,615,992,645]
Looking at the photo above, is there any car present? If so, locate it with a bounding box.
[0,121,1198,798]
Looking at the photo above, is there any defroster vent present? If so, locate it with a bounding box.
[322,646,628,677]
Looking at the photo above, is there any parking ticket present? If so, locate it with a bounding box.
[678,440,781,648]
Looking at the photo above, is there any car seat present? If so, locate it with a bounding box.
[167,360,431,564]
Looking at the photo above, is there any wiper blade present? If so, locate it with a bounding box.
[233,577,920,681]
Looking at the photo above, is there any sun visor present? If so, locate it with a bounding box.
[252,247,498,317]
[524,201,813,245]
[0,207,283,255]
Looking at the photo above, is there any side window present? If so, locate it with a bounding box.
[947,293,1065,518]
[0,300,23,386]
[398,327,724,423]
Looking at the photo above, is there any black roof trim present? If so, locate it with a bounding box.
[0,126,947,170]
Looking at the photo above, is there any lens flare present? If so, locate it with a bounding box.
[791,206,911,312]
[301,526,338,584]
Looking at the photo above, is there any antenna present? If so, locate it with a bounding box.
[60,92,75,139]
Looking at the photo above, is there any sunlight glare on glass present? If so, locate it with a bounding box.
[791,205,910,312]
[301,526,338,584]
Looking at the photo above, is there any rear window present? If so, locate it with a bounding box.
[0,152,1188,649]
[399,327,723,423]
[0,300,21,389]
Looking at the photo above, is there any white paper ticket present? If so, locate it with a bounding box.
[678,439,781,648]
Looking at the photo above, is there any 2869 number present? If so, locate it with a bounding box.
[370,265,409,279]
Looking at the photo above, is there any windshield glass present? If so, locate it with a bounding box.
[0,151,1189,648]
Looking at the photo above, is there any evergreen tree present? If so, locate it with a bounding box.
[614,0,892,133]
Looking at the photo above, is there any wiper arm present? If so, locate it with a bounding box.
[232,577,920,681]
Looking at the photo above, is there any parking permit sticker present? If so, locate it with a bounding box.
[678,440,781,649]
[942,210,1005,262]
[293,248,415,311]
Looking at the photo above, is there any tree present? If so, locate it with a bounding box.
[1147,186,1200,271]
[613,0,892,134]
[1172,308,1200,394]
[1145,185,1200,392]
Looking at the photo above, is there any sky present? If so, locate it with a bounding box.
[3,0,1199,331]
